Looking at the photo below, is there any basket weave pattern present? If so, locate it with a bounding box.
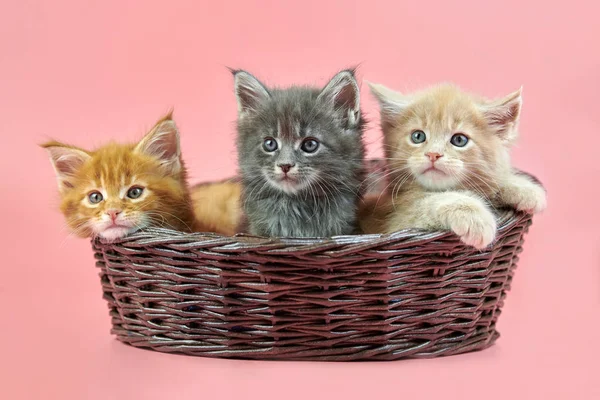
[93,207,531,361]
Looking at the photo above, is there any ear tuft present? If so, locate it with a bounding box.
[367,82,411,126]
[232,70,271,117]
[135,113,181,173]
[318,70,361,128]
[480,87,523,141]
[41,141,91,192]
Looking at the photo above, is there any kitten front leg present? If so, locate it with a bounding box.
[498,172,547,214]
[387,192,497,249]
[442,194,497,249]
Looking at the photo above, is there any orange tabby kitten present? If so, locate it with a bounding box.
[191,179,242,236]
[42,113,202,241]
[360,83,546,248]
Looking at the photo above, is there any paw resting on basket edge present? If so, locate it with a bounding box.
[444,199,498,250]
[502,183,547,214]
[499,174,547,215]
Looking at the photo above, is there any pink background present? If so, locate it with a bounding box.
[1,0,599,399]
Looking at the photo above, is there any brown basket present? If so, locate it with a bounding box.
[92,161,535,361]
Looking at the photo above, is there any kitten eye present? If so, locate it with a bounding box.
[88,191,103,204]
[127,186,144,199]
[300,138,319,153]
[263,138,278,152]
[450,133,469,147]
[411,130,426,144]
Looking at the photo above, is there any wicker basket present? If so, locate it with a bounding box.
[92,161,535,361]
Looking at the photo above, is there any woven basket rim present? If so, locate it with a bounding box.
[97,208,527,249]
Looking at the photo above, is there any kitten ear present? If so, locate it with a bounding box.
[135,112,182,173]
[368,82,411,125]
[480,87,523,141]
[41,142,91,193]
[232,70,271,117]
[318,70,361,127]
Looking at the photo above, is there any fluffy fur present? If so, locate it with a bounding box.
[42,113,201,241]
[191,179,242,236]
[234,69,366,237]
[359,83,547,249]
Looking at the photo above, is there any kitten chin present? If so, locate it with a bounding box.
[233,69,366,237]
[98,226,136,242]
[42,113,199,241]
[263,167,312,195]
[361,82,546,248]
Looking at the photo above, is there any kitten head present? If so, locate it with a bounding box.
[42,113,193,241]
[369,82,522,192]
[233,69,365,196]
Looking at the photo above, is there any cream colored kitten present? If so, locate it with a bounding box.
[359,83,546,249]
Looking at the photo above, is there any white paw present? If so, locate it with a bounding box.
[448,204,497,250]
[511,184,547,214]
[500,176,547,214]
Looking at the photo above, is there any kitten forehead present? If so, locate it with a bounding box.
[238,86,329,137]
[276,118,292,139]
[419,109,471,133]
[386,84,487,133]
[68,143,177,194]
[414,85,479,113]
[380,83,521,130]
[276,117,304,139]
[90,147,138,181]
[88,175,142,193]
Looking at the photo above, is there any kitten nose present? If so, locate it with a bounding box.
[425,152,443,162]
[106,209,121,220]
[278,164,294,173]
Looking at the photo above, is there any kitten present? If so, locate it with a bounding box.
[191,179,242,236]
[233,69,366,237]
[360,83,546,249]
[42,113,201,241]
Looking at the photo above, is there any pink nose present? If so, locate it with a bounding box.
[425,152,443,162]
[279,164,294,174]
[106,209,121,220]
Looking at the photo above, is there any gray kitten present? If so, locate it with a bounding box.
[233,69,366,237]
